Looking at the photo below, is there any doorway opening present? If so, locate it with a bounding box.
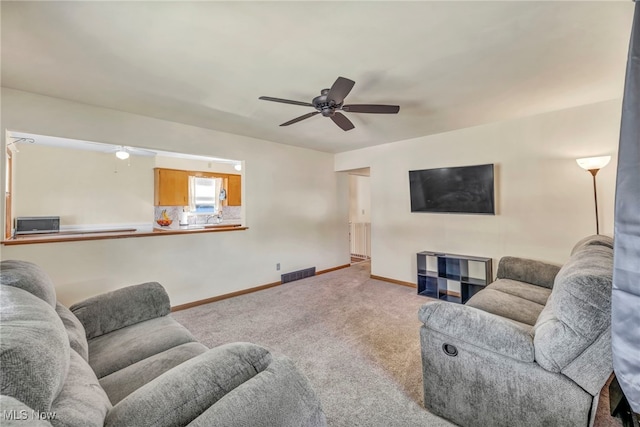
[348,168,371,265]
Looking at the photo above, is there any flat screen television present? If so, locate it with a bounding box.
[409,164,495,214]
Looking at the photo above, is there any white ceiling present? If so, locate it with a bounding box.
[6,130,241,165]
[1,1,634,153]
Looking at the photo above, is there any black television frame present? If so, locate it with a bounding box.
[409,163,495,215]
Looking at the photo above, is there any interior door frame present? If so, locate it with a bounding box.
[5,147,12,239]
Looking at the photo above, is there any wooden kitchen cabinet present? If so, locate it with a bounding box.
[227,174,242,206]
[154,168,241,207]
[154,168,189,206]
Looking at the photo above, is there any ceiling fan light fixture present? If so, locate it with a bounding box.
[115,148,130,160]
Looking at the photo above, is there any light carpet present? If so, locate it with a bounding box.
[172,261,620,427]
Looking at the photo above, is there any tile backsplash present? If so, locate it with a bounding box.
[155,205,241,225]
[222,206,241,219]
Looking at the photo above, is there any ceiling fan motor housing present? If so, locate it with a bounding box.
[313,89,339,117]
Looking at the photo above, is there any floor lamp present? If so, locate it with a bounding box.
[576,156,611,235]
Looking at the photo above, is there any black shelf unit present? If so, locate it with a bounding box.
[417,251,492,304]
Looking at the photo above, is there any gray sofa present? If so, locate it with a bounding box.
[0,260,326,426]
[419,235,614,427]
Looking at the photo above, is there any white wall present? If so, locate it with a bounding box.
[13,143,155,226]
[154,155,239,175]
[349,174,371,223]
[335,99,621,284]
[1,88,350,306]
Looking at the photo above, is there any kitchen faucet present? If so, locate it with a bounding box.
[206,211,223,224]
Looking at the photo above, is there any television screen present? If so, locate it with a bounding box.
[409,164,495,214]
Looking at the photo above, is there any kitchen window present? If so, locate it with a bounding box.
[189,176,222,213]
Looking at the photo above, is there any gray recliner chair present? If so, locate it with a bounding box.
[418,235,614,427]
[0,260,326,427]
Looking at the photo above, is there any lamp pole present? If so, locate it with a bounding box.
[576,156,611,236]
[588,169,600,235]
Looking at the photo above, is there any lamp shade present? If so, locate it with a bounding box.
[576,156,611,171]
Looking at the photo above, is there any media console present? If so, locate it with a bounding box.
[416,251,492,304]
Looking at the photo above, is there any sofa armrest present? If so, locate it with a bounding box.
[70,282,170,339]
[496,256,561,289]
[418,301,534,362]
[104,342,272,427]
[188,355,326,427]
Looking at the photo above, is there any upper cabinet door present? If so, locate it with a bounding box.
[227,174,242,206]
[154,168,189,206]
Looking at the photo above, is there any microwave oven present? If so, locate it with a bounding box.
[15,216,60,235]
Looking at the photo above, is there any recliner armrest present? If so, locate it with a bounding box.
[104,342,273,427]
[70,282,170,339]
[496,256,561,289]
[419,301,534,362]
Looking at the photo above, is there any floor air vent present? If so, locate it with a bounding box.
[281,267,316,284]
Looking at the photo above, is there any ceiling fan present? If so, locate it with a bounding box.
[259,76,400,131]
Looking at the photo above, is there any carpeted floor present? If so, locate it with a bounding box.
[172,261,621,427]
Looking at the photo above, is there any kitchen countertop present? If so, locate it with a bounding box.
[2,222,247,245]
[154,220,242,231]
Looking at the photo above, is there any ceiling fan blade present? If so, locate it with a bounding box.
[259,96,314,107]
[342,104,400,114]
[327,77,355,105]
[280,111,320,126]
[330,112,355,131]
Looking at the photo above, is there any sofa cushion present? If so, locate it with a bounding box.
[56,302,89,362]
[465,288,545,326]
[50,350,112,427]
[88,315,198,378]
[496,257,560,289]
[486,279,552,306]
[0,286,69,412]
[70,282,171,340]
[0,260,56,308]
[100,342,208,405]
[534,245,613,372]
